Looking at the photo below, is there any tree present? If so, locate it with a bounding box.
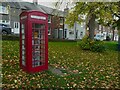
[65,2,118,40]
[54,1,120,41]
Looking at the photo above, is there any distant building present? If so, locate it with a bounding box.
[1,0,64,39]
[0,1,21,34]
[0,0,118,41]
[64,8,86,40]
[95,23,119,41]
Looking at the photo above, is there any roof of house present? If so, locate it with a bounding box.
[19,2,46,14]
[2,0,21,9]
[2,1,64,17]
[38,4,64,17]
[19,2,64,17]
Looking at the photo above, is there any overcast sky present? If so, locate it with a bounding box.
[22,0,74,11]
[22,0,55,8]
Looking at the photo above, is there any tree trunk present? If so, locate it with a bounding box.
[88,14,96,40]
[118,31,120,51]
[117,1,120,51]
[118,20,120,51]
[115,18,120,51]
[112,28,115,41]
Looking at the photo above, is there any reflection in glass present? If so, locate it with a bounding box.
[22,24,24,28]
[22,40,24,44]
[32,23,45,67]
[22,35,25,39]
[32,51,40,60]
[21,24,26,66]
[22,55,25,60]
[22,51,25,54]
[22,29,24,34]
[34,31,39,39]
[22,45,25,50]
[34,39,39,44]
[32,45,40,50]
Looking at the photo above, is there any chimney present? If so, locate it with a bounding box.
[33,0,38,5]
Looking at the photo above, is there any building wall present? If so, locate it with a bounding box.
[9,7,21,28]
[51,16,64,39]
[0,3,22,34]
[64,22,86,40]
[0,5,9,24]
[1,2,65,38]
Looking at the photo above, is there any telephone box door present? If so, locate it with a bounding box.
[32,23,46,68]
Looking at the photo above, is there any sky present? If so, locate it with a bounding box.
[22,0,74,11]
[22,0,55,8]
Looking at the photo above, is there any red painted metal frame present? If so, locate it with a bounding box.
[20,10,48,73]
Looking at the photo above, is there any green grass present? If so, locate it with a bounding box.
[104,41,118,51]
[2,40,119,89]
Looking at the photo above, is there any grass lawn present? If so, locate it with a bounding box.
[2,39,119,89]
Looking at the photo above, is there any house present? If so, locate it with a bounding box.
[64,8,86,40]
[38,5,64,39]
[64,22,86,40]
[0,1,21,34]
[95,23,119,41]
[1,1,118,41]
[1,0,64,39]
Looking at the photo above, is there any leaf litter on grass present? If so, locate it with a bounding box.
[2,41,120,89]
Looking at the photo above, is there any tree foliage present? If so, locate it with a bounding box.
[66,2,119,27]
[65,2,120,40]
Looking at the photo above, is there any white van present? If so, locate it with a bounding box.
[94,34,104,41]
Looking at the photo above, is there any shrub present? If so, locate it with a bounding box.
[78,36,91,50]
[78,36,106,52]
[90,41,106,52]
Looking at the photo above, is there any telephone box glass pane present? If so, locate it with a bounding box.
[22,35,25,39]
[21,24,26,66]
[32,23,45,67]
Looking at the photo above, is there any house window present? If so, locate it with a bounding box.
[0,6,8,14]
[60,18,63,25]
[69,30,74,34]
[48,26,51,35]
[2,20,5,23]
[48,15,51,23]
[80,32,83,36]
[81,23,84,27]
[2,6,5,13]
[1,20,10,24]
[6,20,9,23]
[14,22,19,29]
[64,29,67,38]
[76,30,78,39]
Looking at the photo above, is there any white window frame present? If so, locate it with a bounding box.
[48,26,51,35]
[69,30,74,34]
[0,6,8,14]
[14,22,20,29]
[0,20,10,24]
[60,18,63,25]
[48,15,51,23]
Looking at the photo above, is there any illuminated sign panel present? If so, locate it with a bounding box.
[31,15,46,20]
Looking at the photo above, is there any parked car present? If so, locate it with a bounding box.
[106,36,111,41]
[0,24,12,35]
[94,34,104,41]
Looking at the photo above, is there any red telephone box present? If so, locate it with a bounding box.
[20,10,48,73]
